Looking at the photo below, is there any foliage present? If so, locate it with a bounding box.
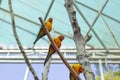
[94,64,120,76]
[96,71,120,80]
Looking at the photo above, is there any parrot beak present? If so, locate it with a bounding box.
[60,36,64,41]
[49,18,53,22]
[61,37,64,40]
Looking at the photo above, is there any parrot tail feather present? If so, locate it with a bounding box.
[70,72,75,80]
[32,44,35,49]
[32,44,37,54]
[33,38,39,45]
[44,53,52,66]
[33,34,43,45]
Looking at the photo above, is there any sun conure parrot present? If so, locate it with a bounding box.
[70,63,84,80]
[33,18,53,47]
[44,35,65,66]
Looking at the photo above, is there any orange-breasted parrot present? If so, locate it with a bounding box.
[33,18,53,46]
[44,35,65,66]
[70,63,84,80]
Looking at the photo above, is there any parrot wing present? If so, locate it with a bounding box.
[44,44,55,66]
[33,27,46,45]
[44,51,52,66]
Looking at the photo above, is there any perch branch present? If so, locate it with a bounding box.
[8,0,39,80]
[39,17,81,80]
[64,0,95,80]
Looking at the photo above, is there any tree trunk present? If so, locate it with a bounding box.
[64,0,95,80]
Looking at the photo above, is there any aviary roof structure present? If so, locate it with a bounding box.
[0,0,120,50]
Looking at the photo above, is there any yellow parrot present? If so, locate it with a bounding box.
[70,63,84,80]
[44,35,65,66]
[33,18,53,46]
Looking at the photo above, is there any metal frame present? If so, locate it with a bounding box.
[74,0,109,50]
[0,48,120,64]
[74,0,120,49]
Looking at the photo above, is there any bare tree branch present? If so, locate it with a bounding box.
[85,34,92,43]
[42,58,52,80]
[39,17,81,80]
[64,0,95,80]
[8,0,39,80]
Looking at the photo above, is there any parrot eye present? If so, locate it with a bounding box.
[58,35,64,41]
[60,36,64,40]
[49,18,53,22]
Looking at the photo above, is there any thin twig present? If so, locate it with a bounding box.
[85,34,92,43]
[39,17,81,80]
[8,0,39,80]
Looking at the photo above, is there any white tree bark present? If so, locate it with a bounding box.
[42,58,52,80]
[64,0,95,80]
